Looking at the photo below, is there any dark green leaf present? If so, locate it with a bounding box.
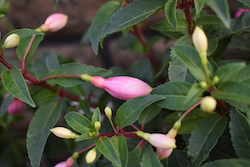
[111,135,128,167]
[127,147,142,167]
[165,0,178,28]
[188,114,227,166]
[195,15,223,27]
[230,108,250,159]
[65,111,93,134]
[194,0,205,14]
[212,81,250,105]
[184,83,206,105]
[0,94,14,116]
[27,100,62,167]
[115,95,165,129]
[47,63,112,87]
[205,0,230,28]
[2,67,35,107]
[138,103,162,124]
[151,82,199,111]
[237,0,250,8]
[201,159,250,167]
[207,36,219,56]
[96,136,121,167]
[91,107,101,123]
[229,35,250,52]
[89,1,122,54]
[171,45,206,81]
[140,146,163,167]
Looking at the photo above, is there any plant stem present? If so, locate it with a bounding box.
[179,101,202,122]
[182,0,194,35]
[22,35,35,72]
[78,144,96,154]
[41,74,81,82]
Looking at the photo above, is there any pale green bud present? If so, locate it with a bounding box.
[94,121,101,132]
[200,81,208,88]
[85,148,97,164]
[50,127,79,139]
[2,33,20,49]
[104,106,112,119]
[200,96,217,113]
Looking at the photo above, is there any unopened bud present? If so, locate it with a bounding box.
[85,148,97,164]
[39,13,68,32]
[104,106,112,119]
[71,152,79,160]
[2,33,20,49]
[200,81,208,88]
[212,76,219,85]
[136,131,176,149]
[50,127,79,139]
[7,98,24,115]
[200,96,217,113]
[156,148,173,160]
[94,121,101,132]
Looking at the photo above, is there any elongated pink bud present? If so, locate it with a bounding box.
[136,131,176,149]
[234,8,250,18]
[40,13,68,32]
[54,157,74,167]
[81,75,152,100]
[156,148,173,160]
[7,98,24,115]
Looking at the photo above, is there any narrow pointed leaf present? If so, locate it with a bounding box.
[96,136,121,167]
[2,67,36,107]
[194,0,205,14]
[230,108,250,159]
[188,114,227,166]
[91,107,101,123]
[128,147,143,167]
[205,0,230,28]
[141,146,164,167]
[27,100,62,167]
[111,135,128,167]
[115,95,165,129]
[201,159,250,167]
[237,0,250,8]
[165,0,178,28]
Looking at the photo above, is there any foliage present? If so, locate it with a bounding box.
[1,0,250,166]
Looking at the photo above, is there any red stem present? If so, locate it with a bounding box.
[182,0,194,35]
[22,35,35,72]
[179,101,202,122]
[0,56,12,69]
[41,74,81,82]
[78,144,96,154]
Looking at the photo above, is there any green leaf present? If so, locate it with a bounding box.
[140,146,163,167]
[127,147,143,167]
[171,45,206,81]
[205,0,230,29]
[27,100,62,167]
[2,67,36,107]
[65,111,93,134]
[212,81,250,105]
[184,83,206,105]
[194,0,205,14]
[165,109,209,134]
[111,135,128,167]
[165,0,178,28]
[195,15,223,26]
[230,108,250,159]
[188,114,227,166]
[96,136,121,167]
[115,95,165,129]
[237,0,250,8]
[89,1,122,54]
[201,159,250,167]
[0,94,14,116]
[91,107,101,123]
[138,103,162,124]
[151,82,199,111]
[47,63,112,87]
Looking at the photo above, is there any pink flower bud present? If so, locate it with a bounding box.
[7,98,24,115]
[40,13,68,32]
[136,131,176,149]
[81,74,152,100]
[156,148,173,160]
[234,8,250,18]
[54,157,74,167]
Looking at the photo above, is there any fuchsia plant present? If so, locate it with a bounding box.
[1,0,250,167]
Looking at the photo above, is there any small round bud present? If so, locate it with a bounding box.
[2,33,20,49]
[72,152,79,160]
[85,148,97,164]
[200,96,217,113]
[94,121,101,132]
[104,106,112,119]
[50,127,79,139]
[212,76,220,85]
[200,81,208,88]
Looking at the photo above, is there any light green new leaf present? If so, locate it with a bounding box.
[237,0,250,8]
[194,0,205,14]
[171,45,206,81]
[89,1,122,54]
[212,81,250,105]
[201,159,250,167]
[165,0,178,28]
[2,67,36,107]
[65,111,93,134]
[140,146,163,167]
[96,136,121,167]
[27,100,62,167]
[151,82,199,111]
[230,108,250,159]
[115,95,165,129]
[188,114,227,167]
[205,0,231,29]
